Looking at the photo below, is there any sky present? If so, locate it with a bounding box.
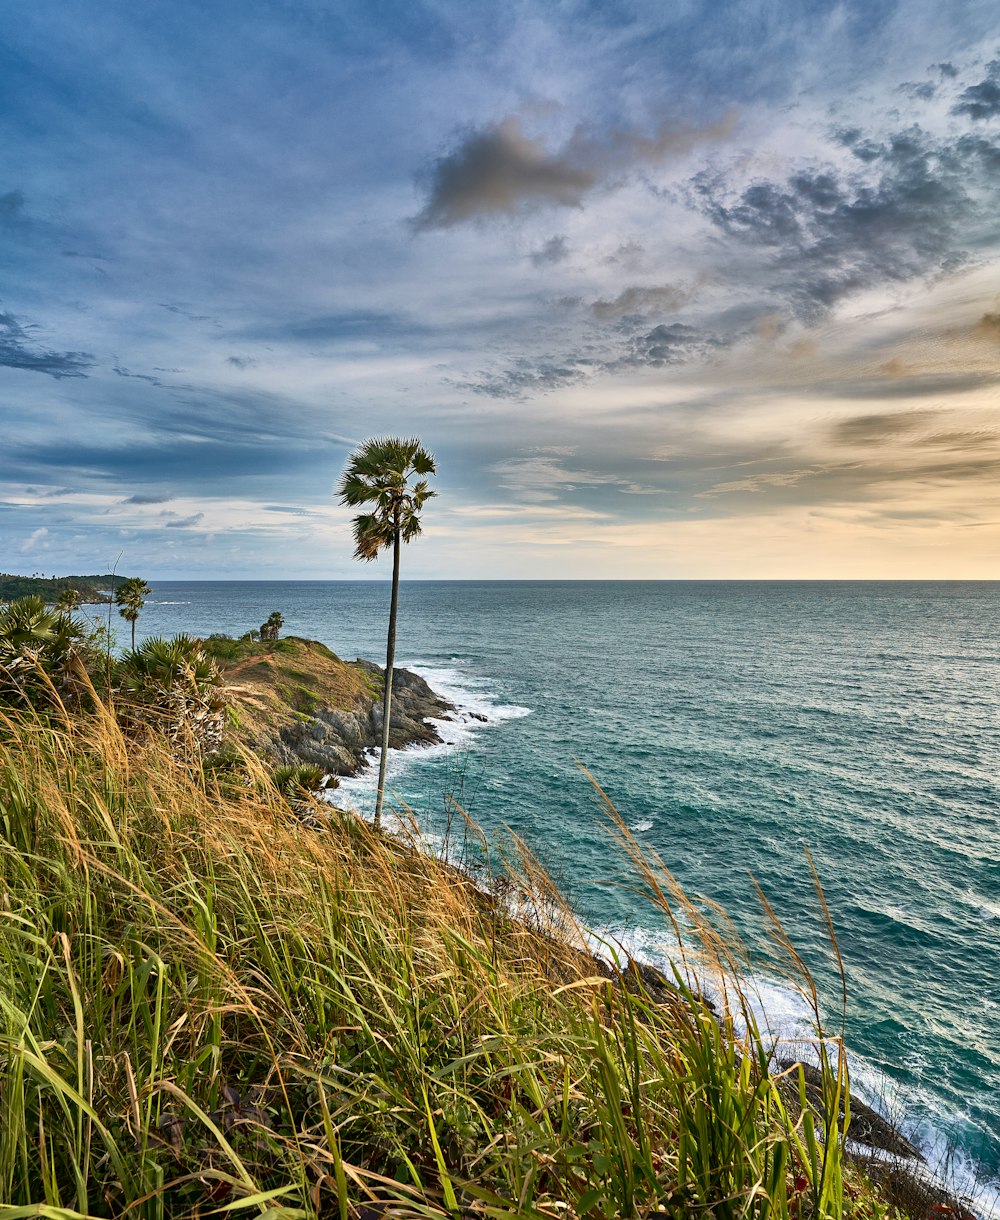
[2,0,1000,579]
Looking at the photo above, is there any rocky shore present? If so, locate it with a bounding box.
[213,636,456,780]
[275,660,456,776]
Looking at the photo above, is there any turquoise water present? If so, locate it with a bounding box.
[130,580,999,1195]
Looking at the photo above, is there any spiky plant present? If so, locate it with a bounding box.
[118,634,228,757]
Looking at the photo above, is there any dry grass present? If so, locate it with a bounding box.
[0,693,904,1220]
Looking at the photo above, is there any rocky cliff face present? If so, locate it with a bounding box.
[276,660,455,776]
[214,636,455,779]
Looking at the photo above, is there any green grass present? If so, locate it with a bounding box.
[0,695,894,1219]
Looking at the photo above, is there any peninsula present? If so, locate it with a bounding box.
[0,572,130,603]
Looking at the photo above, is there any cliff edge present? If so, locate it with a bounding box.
[206,635,455,778]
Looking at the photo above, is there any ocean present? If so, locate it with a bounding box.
[121,579,999,1203]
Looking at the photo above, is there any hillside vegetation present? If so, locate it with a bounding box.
[0,572,129,603]
[205,634,454,777]
[0,679,913,1220]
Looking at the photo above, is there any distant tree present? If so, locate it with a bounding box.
[337,435,436,828]
[260,611,284,641]
[115,577,151,649]
[55,588,82,611]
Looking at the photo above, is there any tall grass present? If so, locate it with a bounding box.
[0,694,883,1219]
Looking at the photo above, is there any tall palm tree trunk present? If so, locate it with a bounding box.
[131,618,136,650]
[374,527,401,828]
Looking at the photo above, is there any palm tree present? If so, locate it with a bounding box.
[55,588,82,612]
[119,634,228,757]
[260,611,284,641]
[115,577,151,649]
[337,436,436,828]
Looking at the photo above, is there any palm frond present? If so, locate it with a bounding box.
[337,436,436,560]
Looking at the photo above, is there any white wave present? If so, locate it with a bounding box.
[331,659,530,811]
[630,818,654,832]
[582,920,999,1213]
[156,601,191,605]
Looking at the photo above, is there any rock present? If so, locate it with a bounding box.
[778,1060,924,1161]
[217,638,458,779]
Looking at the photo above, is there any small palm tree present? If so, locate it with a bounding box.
[0,595,84,704]
[260,611,284,641]
[119,634,227,757]
[337,436,436,828]
[115,577,152,649]
[55,588,82,612]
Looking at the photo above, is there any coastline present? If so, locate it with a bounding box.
[323,657,998,1219]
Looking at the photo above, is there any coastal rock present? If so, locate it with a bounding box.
[778,1060,924,1161]
[217,637,456,778]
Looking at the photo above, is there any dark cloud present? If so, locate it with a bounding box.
[413,119,595,230]
[821,372,999,400]
[0,311,92,379]
[122,492,173,504]
[529,235,569,267]
[591,283,692,321]
[620,322,724,367]
[262,504,317,516]
[830,409,940,446]
[914,429,998,449]
[113,364,164,386]
[605,241,645,269]
[937,62,959,79]
[159,303,220,326]
[460,357,588,399]
[699,449,1000,506]
[973,311,1000,339]
[6,433,325,489]
[898,81,937,101]
[952,58,1000,120]
[413,110,735,230]
[695,121,1000,320]
[226,355,258,368]
[164,513,204,528]
[462,315,726,398]
[22,486,77,499]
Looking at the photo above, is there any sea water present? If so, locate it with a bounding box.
[127,580,999,1201]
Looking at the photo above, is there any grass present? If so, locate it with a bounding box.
[0,691,900,1219]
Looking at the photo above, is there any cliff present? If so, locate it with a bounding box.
[205,635,455,777]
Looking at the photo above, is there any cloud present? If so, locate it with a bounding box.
[460,357,589,399]
[973,311,1000,340]
[619,322,724,367]
[693,120,1000,320]
[164,512,204,528]
[952,58,1000,120]
[262,504,317,516]
[590,283,694,320]
[0,311,92,379]
[605,241,645,270]
[830,409,940,446]
[493,452,634,502]
[226,355,258,369]
[529,235,569,267]
[113,364,164,386]
[122,492,173,504]
[700,464,858,497]
[159,303,219,326]
[413,109,735,229]
[19,526,48,553]
[413,118,595,230]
